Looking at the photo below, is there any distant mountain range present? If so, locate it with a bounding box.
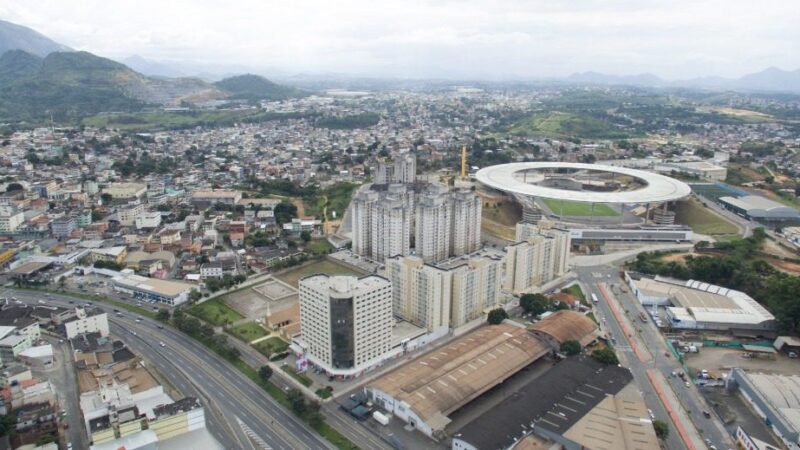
[565,68,800,93]
[1,16,799,123]
[0,19,71,57]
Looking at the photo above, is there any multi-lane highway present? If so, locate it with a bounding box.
[576,266,734,450]
[4,288,332,450]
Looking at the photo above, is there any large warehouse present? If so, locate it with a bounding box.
[719,195,800,221]
[452,357,659,450]
[627,275,775,332]
[730,368,800,449]
[365,311,598,440]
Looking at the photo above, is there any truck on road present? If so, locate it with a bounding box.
[591,293,599,304]
[373,411,390,426]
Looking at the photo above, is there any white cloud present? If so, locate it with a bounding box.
[0,0,798,79]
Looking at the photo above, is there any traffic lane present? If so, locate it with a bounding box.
[585,268,731,450]
[608,283,732,448]
[113,318,318,450]
[110,323,245,450]
[8,290,327,450]
[579,273,686,450]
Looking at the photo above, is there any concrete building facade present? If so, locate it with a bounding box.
[298,274,393,374]
[505,222,571,295]
[386,256,452,332]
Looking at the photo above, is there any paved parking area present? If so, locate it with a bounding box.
[686,347,800,376]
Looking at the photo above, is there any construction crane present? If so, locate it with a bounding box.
[461,145,467,180]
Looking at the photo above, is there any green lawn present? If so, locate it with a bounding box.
[562,284,586,302]
[253,337,289,357]
[282,365,313,387]
[229,322,268,342]
[674,198,739,235]
[276,259,364,287]
[189,299,244,326]
[542,198,619,217]
[307,239,334,254]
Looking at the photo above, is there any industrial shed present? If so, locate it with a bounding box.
[719,195,800,221]
[365,324,549,439]
[527,310,599,350]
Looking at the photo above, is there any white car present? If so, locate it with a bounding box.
[159,342,166,348]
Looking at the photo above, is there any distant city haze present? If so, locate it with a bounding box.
[1,0,798,80]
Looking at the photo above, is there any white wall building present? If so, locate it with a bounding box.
[117,203,145,227]
[64,308,109,339]
[352,185,412,262]
[449,256,503,328]
[298,274,393,375]
[0,206,24,232]
[135,211,162,230]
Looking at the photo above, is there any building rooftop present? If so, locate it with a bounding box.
[719,195,799,217]
[113,273,192,297]
[633,277,774,326]
[454,357,636,450]
[528,310,599,347]
[368,324,549,430]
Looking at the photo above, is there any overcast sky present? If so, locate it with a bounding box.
[1,0,798,80]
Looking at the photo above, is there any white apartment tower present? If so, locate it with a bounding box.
[450,189,482,257]
[393,152,416,184]
[415,185,451,264]
[351,190,379,257]
[386,256,452,332]
[298,274,393,374]
[352,185,412,262]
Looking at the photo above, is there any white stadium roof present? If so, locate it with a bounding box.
[475,162,692,204]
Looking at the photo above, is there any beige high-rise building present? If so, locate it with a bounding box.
[450,256,503,328]
[504,222,571,295]
[450,190,482,257]
[298,274,393,375]
[386,256,452,332]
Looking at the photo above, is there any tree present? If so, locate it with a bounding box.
[100,192,113,204]
[519,293,548,316]
[4,182,22,193]
[156,309,171,322]
[288,388,307,414]
[274,201,298,225]
[487,308,508,325]
[0,414,16,438]
[592,347,619,365]
[653,420,669,440]
[560,340,581,355]
[300,231,311,242]
[259,365,273,381]
[189,289,203,302]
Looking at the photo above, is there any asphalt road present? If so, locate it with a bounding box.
[41,336,89,450]
[577,266,734,450]
[4,288,332,450]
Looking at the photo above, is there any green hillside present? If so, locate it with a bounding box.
[0,50,145,121]
[508,111,630,139]
[214,74,304,101]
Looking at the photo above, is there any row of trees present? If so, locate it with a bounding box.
[169,309,241,361]
[205,273,247,293]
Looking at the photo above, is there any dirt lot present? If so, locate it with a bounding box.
[686,347,800,376]
[223,278,298,319]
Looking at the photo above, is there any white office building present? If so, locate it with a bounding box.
[135,211,162,230]
[64,308,109,339]
[0,207,24,232]
[298,274,393,375]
